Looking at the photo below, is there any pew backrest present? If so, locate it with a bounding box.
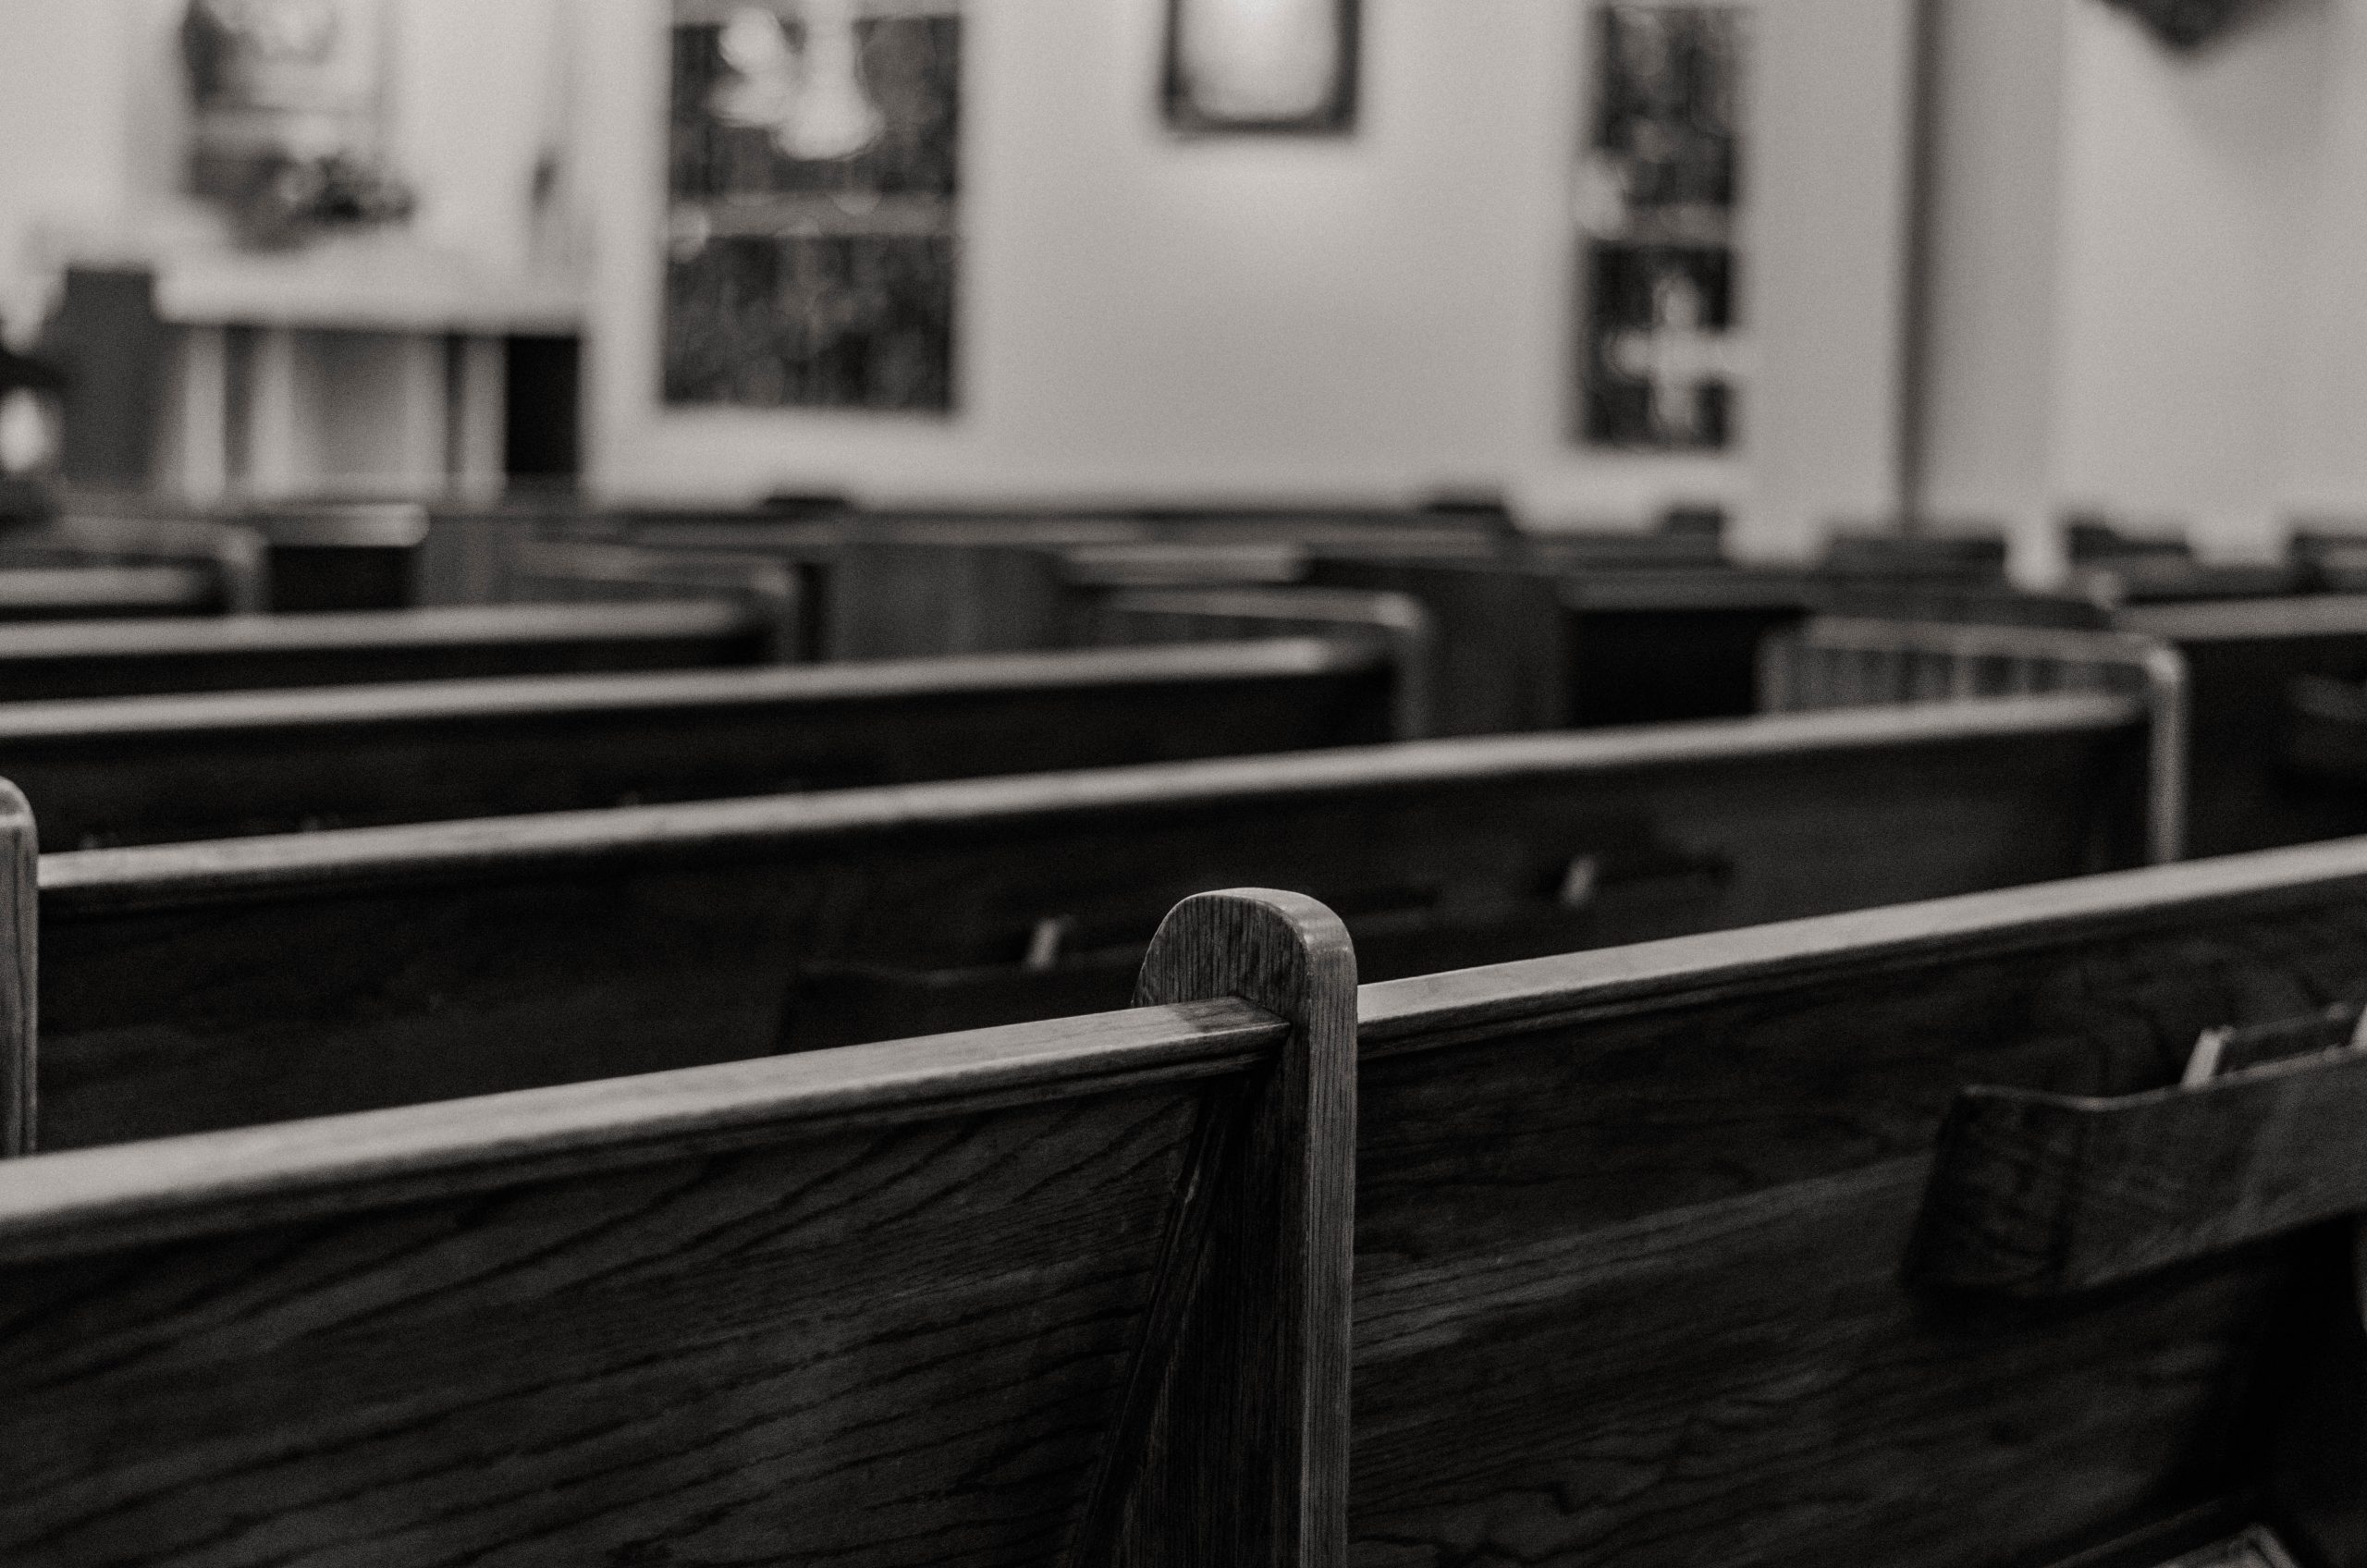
[0,601,769,701]
[1091,587,1433,737]
[506,538,807,661]
[0,638,1397,847]
[2116,595,2367,855]
[26,513,269,614]
[1345,838,2367,1565]
[1761,615,2189,861]
[0,887,1357,1566]
[0,564,220,621]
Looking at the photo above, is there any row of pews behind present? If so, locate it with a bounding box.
[30,496,2367,861]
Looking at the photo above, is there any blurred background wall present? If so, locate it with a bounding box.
[2,0,2363,571]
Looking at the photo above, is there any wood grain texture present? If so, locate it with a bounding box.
[0,602,765,702]
[1907,1042,2367,1295]
[1103,889,1358,1568]
[0,779,29,1158]
[0,988,1313,1565]
[0,639,1392,847]
[28,695,2146,1148]
[1342,838,2367,1567]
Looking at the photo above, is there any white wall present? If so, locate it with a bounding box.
[2053,0,2335,556]
[583,0,1914,554]
[1,0,1914,543]
[0,0,567,314]
[1916,0,2367,573]
[1915,0,2068,574]
[0,2,134,339]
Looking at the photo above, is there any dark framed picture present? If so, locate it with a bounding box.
[1163,0,1357,136]
[1570,5,1748,450]
[663,0,960,413]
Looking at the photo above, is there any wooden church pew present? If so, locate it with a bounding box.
[0,563,223,621]
[14,692,2154,1150]
[1090,588,1434,737]
[0,639,1398,847]
[1761,616,2187,860]
[501,537,808,661]
[2115,596,2367,855]
[607,519,1494,663]
[1345,836,2367,1565]
[12,511,270,613]
[0,887,1355,1565]
[0,600,771,702]
[1788,597,2367,856]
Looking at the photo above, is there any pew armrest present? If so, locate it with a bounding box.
[1905,1040,2367,1296]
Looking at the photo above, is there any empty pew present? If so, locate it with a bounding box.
[1760,616,2187,861]
[12,692,2156,1150]
[0,639,1397,847]
[9,512,270,614]
[504,537,807,661]
[0,563,221,621]
[2281,672,2367,787]
[1090,588,1433,737]
[2118,597,2367,854]
[1344,836,2367,1565]
[1303,556,1831,733]
[609,517,1495,663]
[0,887,1355,1565]
[0,600,771,702]
[235,501,427,611]
[1792,598,2367,857]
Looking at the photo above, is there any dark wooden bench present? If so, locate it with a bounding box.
[1345,836,2367,1565]
[1787,598,2367,857]
[0,600,771,702]
[1089,588,1432,736]
[1761,616,2188,861]
[0,638,1396,847]
[503,537,807,659]
[6,692,2153,1150]
[2113,597,2367,855]
[0,887,1355,1565]
[0,564,222,621]
[1300,556,1860,733]
[9,513,270,613]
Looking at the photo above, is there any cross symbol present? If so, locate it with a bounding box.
[1607,270,1750,444]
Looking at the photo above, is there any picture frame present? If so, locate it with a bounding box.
[1162,0,1358,137]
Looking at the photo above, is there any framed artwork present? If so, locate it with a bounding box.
[1163,0,1357,135]
[663,0,960,412]
[1573,5,1748,450]
[179,0,414,243]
